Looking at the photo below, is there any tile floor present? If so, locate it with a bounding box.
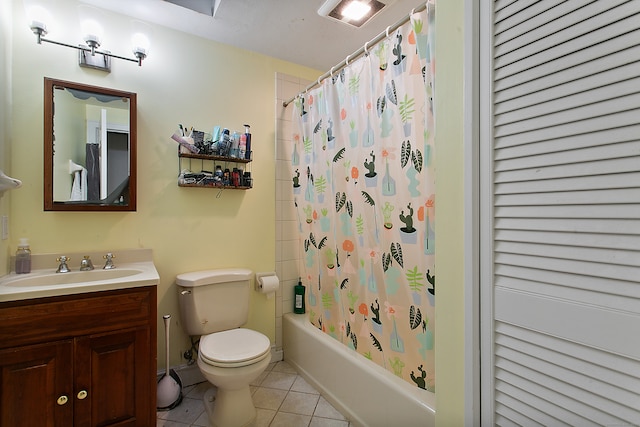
[157,360,352,427]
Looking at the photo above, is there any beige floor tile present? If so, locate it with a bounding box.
[253,408,277,427]
[156,420,190,427]
[156,372,351,427]
[314,396,346,420]
[192,410,210,427]
[251,369,271,386]
[260,371,297,390]
[269,411,312,427]
[252,387,289,410]
[279,391,320,416]
[186,382,213,400]
[272,360,298,374]
[158,397,205,424]
[310,417,350,427]
[291,376,320,394]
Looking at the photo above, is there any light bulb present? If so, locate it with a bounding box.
[78,5,105,51]
[341,1,371,21]
[131,20,152,65]
[24,1,52,40]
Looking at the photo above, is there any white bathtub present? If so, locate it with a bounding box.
[283,313,436,427]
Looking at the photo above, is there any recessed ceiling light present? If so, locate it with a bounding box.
[318,0,389,28]
[341,1,371,21]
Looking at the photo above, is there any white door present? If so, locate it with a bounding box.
[480,1,640,424]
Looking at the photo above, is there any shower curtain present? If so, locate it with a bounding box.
[291,7,435,391]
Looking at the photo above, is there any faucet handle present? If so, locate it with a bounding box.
[103,253,116,269]
[56,256,71,273]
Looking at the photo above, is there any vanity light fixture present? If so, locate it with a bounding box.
[318,0,391,27]
[25,2,151,72]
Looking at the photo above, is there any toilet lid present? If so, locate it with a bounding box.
[200,328,270,367]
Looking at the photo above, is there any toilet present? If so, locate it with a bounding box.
[177,268,271,427]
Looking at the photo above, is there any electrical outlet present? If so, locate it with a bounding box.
[1,216,7,240]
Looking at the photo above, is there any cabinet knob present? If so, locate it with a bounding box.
[57,395,68,405]
[77,390,88,400]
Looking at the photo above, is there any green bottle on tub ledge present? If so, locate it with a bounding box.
[294,277,306,314]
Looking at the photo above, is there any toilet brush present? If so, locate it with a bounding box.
[157,314,183,410]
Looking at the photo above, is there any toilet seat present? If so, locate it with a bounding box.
[200,328,271,368]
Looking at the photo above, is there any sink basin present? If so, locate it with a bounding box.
[0,249,160,302]
[3,269,141,288]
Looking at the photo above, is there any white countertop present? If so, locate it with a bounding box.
[0,248,159,302]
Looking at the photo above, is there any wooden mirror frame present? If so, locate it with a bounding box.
[44,77,137,211]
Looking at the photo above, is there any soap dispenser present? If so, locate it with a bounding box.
[294,277,306,314]
[243,124,251,160]
[15,238,31,274]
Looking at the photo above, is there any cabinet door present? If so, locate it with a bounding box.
[0,340,73,427]
[74,327,152,427]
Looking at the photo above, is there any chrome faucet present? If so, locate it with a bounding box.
[80,255,94,271]
[103,253,116,269]
[56,256,71,273]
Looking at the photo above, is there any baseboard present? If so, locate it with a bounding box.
[271,345,283,362]
[157,363,204,388]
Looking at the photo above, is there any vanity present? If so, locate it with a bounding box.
[0,249,158,426]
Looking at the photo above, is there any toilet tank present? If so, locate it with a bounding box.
[177,268,253,336]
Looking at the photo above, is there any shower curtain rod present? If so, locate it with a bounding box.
[282,1,430,108]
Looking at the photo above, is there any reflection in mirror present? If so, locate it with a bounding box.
[44,78,136,211]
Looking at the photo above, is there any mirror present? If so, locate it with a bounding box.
[44,77,137,211]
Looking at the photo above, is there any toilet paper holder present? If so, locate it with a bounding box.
[255,271,279,293]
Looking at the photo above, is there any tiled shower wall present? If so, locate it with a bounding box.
[274,73,312,354]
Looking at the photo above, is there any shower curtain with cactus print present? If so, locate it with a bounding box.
[291,8,435,392]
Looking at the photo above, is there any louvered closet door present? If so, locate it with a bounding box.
[480,1,640,425]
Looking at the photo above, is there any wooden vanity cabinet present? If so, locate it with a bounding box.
[0,286,157,427]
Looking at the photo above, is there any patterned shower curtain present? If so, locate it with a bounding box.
[291,7,435,392]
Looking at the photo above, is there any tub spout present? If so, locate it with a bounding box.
[80,255,94,271]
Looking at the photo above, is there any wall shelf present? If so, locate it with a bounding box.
[177,148,252,189]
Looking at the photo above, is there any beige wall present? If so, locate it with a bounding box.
[435,0,467,424]
[6,0,469,423]
[0,1,13,275]
[7,0,320,367]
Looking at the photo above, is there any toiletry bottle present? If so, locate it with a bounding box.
[15,238,31,274]
[230,131,240,158]
[238,133,247,160]
[217,128,230,156]
[243,124,251,160]
[294,277,306,314]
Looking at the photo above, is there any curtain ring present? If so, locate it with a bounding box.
[386,26,391,37]
[411,7,416,15]
[364,41,370,55]
[345,54,351,66]
[330,66,335,78]
[317,77,322,86]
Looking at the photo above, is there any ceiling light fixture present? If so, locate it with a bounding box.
[24,1,151,72]
[318,0,390,28]
[341,1,372,21]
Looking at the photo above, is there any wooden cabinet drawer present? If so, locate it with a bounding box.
[0,286,154,350]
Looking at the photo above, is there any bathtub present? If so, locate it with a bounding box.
[283,313,436,427]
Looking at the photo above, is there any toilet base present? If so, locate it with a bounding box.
[203,386,256,427]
